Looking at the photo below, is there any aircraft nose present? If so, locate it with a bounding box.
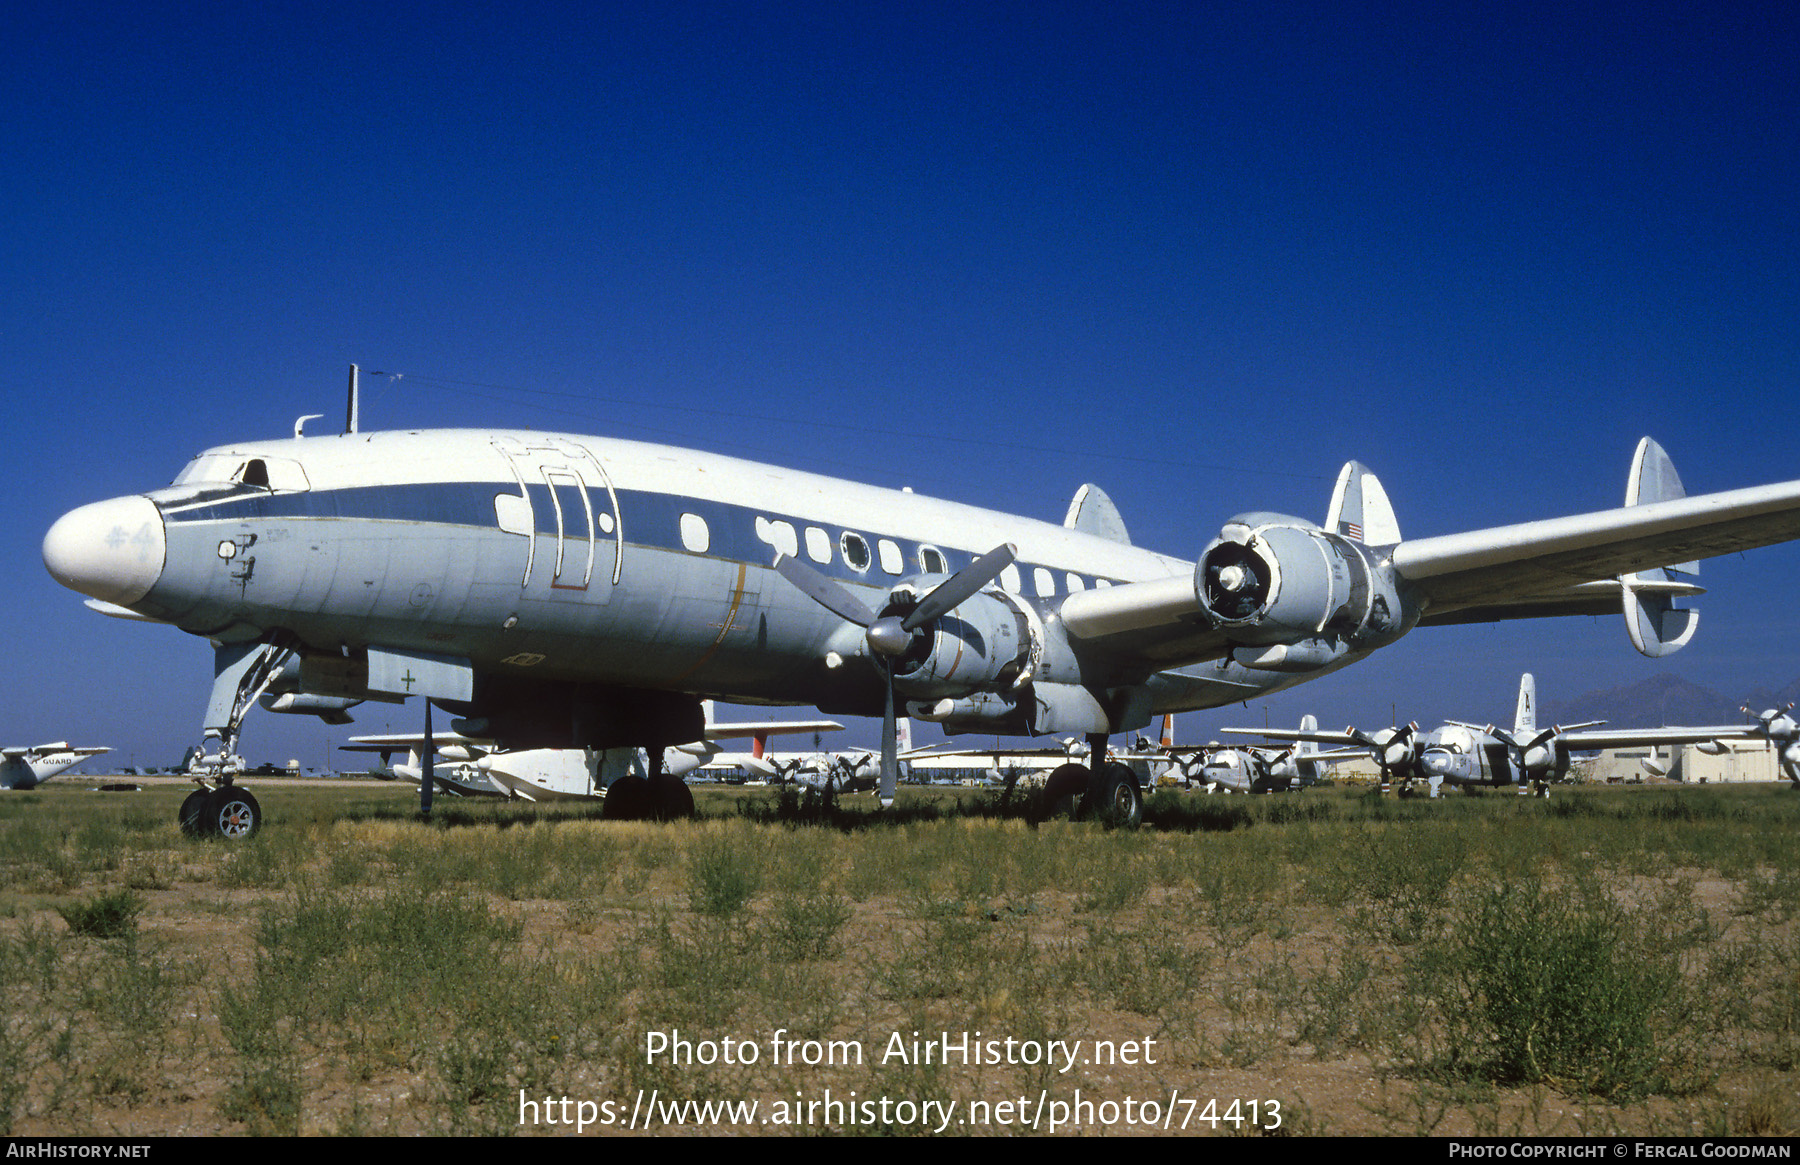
[42,495,165,605]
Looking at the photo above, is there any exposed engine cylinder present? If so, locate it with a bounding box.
[1195,513,1408,651]
[884,590,1032,700]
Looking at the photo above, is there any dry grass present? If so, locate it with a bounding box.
[0,778,1795,1136]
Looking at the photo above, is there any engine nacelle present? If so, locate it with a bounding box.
[1195,513,1411,654]
[884,587,1033,701]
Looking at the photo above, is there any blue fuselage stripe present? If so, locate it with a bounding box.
[158,482,1111,593]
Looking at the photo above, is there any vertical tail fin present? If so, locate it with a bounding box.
[1325,461,1401,545]
[1514,673,1537,738]
[1622,437,1700,657]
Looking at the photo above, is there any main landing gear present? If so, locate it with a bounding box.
[1037,734,1143,827]
[601,744,698,822]
[179,780,263,839]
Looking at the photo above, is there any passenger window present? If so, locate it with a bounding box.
[878,539,903,575]
[1065,572,1086,593]
[840,532,871,572]
[680,513,710,553]
[1034,567,1056,597]
[1000,565,1022,593]
[805,526,832,563]
[494,493,532,536]
[919,546,946,574]
[754,516,798,559]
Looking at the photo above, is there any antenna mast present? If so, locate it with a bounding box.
[345,363,361,434]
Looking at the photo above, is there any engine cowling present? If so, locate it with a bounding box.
[1195,513,1411,656]
[880,585,1032,701]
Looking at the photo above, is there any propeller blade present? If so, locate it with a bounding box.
[879,671,898,807]
[774,554,878,627]
[901,543,1016,631]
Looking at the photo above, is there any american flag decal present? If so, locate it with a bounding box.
[1341,522,1363,541]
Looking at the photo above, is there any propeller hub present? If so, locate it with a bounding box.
[1216,563,1251,592]
[866,616,912,657]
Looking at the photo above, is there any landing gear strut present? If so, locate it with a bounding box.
[1036,734,1143,827]
[178,641,291,838]
[601,743,697,821]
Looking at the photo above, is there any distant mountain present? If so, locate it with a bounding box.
[1539,672,1800,729]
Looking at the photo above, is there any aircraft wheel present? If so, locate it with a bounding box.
[649,777,696,821]
[1087,762,1143,828]
[1038,763,1089,820]
[209,787,262,840]
[179,789,214,837]
[601,775,650,820]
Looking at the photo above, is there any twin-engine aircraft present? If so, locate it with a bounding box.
[39,400,1800,833]
[341,703,843,804]
[1,744,113,791]
[1229,673,1765,797]
[1161,716,1345,795]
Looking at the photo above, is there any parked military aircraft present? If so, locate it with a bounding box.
[1160,716,1350,794]
[1733,704,1800,787]
[342,703,843,804]
[40,383,1800,834]
[1,744,112,790]
[1229,673,1759,797]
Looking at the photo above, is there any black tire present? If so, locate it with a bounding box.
[1038,763,1089,820]
[601,774,650,820]
[1088,762,1143,828]
[208,787,261,840]
[179,789,213,837]
[649,776,696,821]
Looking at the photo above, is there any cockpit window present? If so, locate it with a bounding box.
[170,453,310,491]
[172,455,237,485]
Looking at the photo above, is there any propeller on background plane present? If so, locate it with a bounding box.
[774,543,1017,805]
[1740,703,1800,787]
[1346,722,1420,780]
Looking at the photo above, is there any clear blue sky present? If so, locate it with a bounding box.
[6,2,1799,768]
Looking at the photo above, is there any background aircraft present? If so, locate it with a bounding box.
[341,703,842,807]
[38,419,1800,833]
[0,744,112,790]
[1155,716,1353,794]
[1229,673,1761,797]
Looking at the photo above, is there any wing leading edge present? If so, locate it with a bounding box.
[1394,476,1800,617]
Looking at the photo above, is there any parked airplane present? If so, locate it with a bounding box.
[735,716,911,795]
[1229,673,1758,797]
[1,743,112,790]
[1733,704,1800,787]
[1160,716,1350,794]
[342,703,843,807]
[40,381,1800,834]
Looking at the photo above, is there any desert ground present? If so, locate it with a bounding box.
[1,776,1796,1137]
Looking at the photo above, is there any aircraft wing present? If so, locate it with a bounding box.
[702,718,843,740]
[1554,724,1765,751]
[1393,478,1800,618]
[1220,727,1361,747]
[340,732,483,753]
[1060,473,1800,662]
[3,744,110,759]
